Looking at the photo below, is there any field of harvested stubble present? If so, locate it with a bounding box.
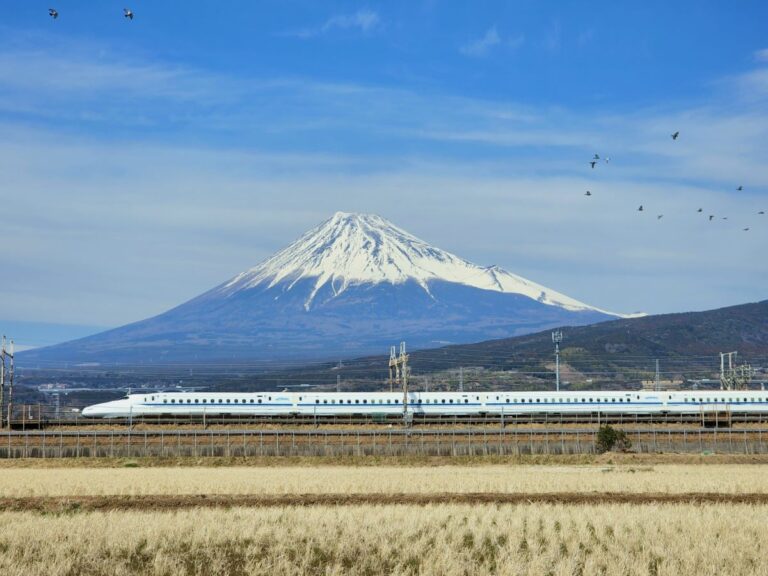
[0,463,767,497]
[1,503,767,576]
[1,461,767,575]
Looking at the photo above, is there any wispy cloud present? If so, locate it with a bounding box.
[460,27,523,57]
[544,21,561,53]
[288,9,381,39]
[754,48,768,62]
[1,36,767,324]
[460,27,500,57]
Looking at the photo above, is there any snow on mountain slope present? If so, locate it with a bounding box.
[219,212,632,317]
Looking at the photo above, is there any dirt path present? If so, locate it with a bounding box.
[2,492,768,512]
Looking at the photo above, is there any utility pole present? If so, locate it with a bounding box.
[5,340,15,430]
[655,359,660,391]
[720,351,739,390]
[2,338,13,428]
[0,336,5,429]
[552,330,563,392]
[459,366,464,392]
[388,346,398,393]
[387,342,410,425]
[399,342,409,423]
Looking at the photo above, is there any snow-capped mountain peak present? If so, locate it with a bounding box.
[220,211,629,316]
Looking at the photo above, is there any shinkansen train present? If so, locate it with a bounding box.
[81,389,768,418]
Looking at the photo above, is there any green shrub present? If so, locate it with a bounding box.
[595,425,632,453]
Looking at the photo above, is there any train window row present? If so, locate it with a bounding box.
[162,398,269,404]
[154,395,767,406]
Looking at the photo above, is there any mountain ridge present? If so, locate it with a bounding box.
[18,212,629,365]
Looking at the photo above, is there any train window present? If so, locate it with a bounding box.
[323,400,328,404]
[363,400,367,404]
[243,399,247,403]
[163,399,167,404]
[581,398,585,403]
[536,399,540,403]
[441,399,446,404]
[234,399,238,404]
[151,396,155,401]
[506,398,510,403]
[171,399,175,403]
[194,399,199,404]
[465,399,469,403]
[269,396,272,400]
[495,396,499,401]
[394,399,399,404]
[355,400,359,404]
[219,399,223,403]
[250,399,254,404]
[258,399,262,404]
[476,396,480,400]
[315,399,319,404]
[299,397,302,401]
[187,399,191,404]
[449,399,453,404]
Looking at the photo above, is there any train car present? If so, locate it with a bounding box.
[81,389,768,418]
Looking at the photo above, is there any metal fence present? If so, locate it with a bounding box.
[1,427,766,459]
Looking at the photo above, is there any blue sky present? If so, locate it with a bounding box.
[1,1,767,347]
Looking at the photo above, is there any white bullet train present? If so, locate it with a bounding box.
[81,389,768,418]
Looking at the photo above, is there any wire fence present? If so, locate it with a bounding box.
[2,427,766,459]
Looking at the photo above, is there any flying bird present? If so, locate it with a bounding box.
[709,215,714,221]
[638,205,644,212]
[759,211,765,215]
[590,161,597,169]
[604,156,611,163]
[124,8,134,20]
[48,8,58,19]
[657,214,663,220]
[671,131,679,140]
[722,217,728,220]
[743,228,750,232]
[697,208,703,213]
[593,154,600,160]
[737,185,743,191]
[585,190,592,196]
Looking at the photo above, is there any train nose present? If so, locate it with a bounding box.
[81,405,97,417]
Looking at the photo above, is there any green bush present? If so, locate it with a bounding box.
[595,425,632,453]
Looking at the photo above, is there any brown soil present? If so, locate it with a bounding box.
[2,492,768,513]
[2,452,768,468]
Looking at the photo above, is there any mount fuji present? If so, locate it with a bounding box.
[21,212,636,365]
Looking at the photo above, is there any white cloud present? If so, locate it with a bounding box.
[289,10,381,38]
[1,37,767,324]
[460,27,502,57]
[754,48,768,62]
[544,21,561,53]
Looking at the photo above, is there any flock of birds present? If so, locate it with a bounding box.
[49,8,134,20]
[43,9,764,232]
[585,131,763,232]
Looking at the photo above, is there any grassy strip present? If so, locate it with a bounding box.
[2,451,768,468]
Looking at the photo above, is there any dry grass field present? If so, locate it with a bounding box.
[1,503,767,575]
[1,460,767,575]
[0,463,767,497]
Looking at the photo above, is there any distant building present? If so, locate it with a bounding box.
[641,379,683,391]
